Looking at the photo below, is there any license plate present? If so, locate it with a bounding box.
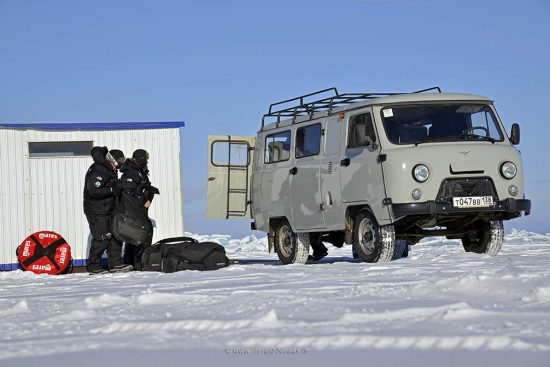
[453,196,494,208]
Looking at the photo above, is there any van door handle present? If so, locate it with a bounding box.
[208,177,216,181]
[289,167,298,175]
[340,158,350,167]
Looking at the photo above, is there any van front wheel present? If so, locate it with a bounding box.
[461,220,504,256]
[274,222,310,265]
[353,211,395,263]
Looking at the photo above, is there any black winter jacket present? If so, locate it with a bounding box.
[83,147,119,215]
[119,159,157,207]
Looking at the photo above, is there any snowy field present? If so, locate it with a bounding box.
[1,229,549,367]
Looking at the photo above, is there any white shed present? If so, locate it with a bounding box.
[0,121,185,270]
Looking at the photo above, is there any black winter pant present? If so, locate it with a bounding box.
[309,233,328,255]
[86,214,123,271]
[123,243,142,268]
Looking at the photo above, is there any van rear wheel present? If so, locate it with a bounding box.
[352,211,395,263]
[274,221,310,265]
[461,220,504,256]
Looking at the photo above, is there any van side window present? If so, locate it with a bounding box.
[348,113,376,148]
[265,130,291,163]
[296,124,321,158]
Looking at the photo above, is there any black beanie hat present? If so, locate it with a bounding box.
[90,146,109,164]
[132,149,149,168]
[109,149,125,166]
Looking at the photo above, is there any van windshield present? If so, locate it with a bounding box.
[381,104,504,145]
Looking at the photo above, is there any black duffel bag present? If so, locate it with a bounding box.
[140,237,230,273]
[112,194,153,246]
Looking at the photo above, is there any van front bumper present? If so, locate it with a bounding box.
[392,198,531,220]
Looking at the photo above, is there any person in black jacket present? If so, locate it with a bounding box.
[109,149,126,167]
[83,146,132,274]
[120,149,159,267]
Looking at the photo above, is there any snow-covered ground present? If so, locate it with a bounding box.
[1,229,549,367]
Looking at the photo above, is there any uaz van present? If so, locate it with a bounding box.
[206,87,531,264]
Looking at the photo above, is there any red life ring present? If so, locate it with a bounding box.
[17,231,72,275]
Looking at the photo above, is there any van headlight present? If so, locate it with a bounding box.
[500,161,517,179]
[413,164,430,182]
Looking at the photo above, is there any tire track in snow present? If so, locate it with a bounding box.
[234,334,550,351]
[89,309,280,334]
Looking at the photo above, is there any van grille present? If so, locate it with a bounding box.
[436,177,498,203]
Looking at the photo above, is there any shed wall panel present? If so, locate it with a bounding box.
[0,130,28,269]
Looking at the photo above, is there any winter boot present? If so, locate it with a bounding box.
[89,268,109,275]
[110,264,133,273]
[308,249,328,261]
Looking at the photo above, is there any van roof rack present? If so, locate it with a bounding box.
[262,86,442,127]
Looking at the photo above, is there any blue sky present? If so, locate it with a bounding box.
[1,0,549,237]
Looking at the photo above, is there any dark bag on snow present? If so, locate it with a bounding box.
[111,194,153,246]
[140,237,230,273]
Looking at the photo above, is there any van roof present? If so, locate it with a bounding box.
[261,91,492,131]
[357,92,491,106]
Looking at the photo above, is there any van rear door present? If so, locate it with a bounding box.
[206,135,256,219]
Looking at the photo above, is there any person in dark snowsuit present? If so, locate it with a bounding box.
[109,149,126,168]
[119,149,159,267]
[83,147,132,274]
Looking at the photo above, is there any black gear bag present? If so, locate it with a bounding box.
[139,237,230,273]
[111,194,153,246]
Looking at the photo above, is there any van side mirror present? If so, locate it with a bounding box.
[510,123,520,145]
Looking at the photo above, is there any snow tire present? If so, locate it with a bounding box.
[274,221,310,265]
[392,240,409,260]
[352,210,395,263]
[461,220,504,256]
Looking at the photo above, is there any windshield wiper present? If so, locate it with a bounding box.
[414,137,433,146]
[460,133,496,144]
[413,137,455,146]
[460,127,496,144]
[413,134,495,146]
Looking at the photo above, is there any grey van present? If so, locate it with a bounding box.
[206,87,531,264]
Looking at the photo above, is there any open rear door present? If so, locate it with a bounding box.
[206,135,256,219]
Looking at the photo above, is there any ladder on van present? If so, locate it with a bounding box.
[206,135,256,219]
[226,145,249,218]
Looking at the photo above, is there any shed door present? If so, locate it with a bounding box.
[206,135,255,219]
[26,141,93,262]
